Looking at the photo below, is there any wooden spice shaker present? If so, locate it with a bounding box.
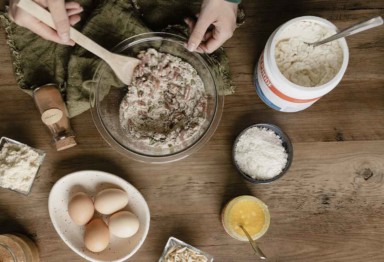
[33,84,77,151]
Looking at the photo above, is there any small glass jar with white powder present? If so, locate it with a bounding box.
[233,124,293,183]
[254,16,349,112]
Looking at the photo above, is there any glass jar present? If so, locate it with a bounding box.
[0,234,39,262]
[33,84,77,151]
[221,195,270,241]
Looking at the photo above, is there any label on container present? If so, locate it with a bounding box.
[254,53,320,112]
[41,108,63,125]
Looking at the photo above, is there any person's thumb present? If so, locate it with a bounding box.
[187,15,212,52]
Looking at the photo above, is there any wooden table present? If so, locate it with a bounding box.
[1,1,384,261]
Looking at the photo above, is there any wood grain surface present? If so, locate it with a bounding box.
[1,0,384,261]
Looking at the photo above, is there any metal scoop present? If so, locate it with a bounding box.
[17,0,140,85]
[239,225,267,260]
[307,16,383,47]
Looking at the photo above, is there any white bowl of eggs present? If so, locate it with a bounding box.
[48,170,150,262]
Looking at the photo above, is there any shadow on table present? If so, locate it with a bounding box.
[219,132,253,215]
[0,210,30,235]
[40,154,138,192]
[244,0,312,67]
[232,112,280,135]
[219,109,282,214]
[54,154,127,177]
[0,123,36,149]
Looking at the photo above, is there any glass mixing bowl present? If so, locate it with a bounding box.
[90,33,224,163]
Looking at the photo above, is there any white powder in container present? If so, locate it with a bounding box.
[0,142,41,194]
[234,127,288,180]
[275,21,343,87]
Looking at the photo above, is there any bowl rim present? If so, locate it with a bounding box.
[48,170,150,262]
[232,123,293,184]
[90,32,224,164]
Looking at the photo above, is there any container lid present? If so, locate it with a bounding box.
[55,136,77,151]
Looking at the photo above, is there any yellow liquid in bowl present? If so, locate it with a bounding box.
[222,196,270,241]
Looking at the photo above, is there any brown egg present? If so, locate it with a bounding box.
[68,192,94,226]
[94,188,129,215]
[109,211,140,238]
[84,218,110,252]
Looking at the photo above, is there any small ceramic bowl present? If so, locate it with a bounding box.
[232,123,293,184]
[48,170,150,262]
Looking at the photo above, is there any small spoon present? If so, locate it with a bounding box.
[17,0,140,85]
[239,225,267,260]
[307,16,383,47]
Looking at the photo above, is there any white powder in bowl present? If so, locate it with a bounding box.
[275,21,343,87]
[0,142,41,194]
[234,127,288,180]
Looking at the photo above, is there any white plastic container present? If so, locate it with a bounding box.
[254,16,349,112]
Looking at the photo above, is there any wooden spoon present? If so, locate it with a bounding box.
[16,0,140,85]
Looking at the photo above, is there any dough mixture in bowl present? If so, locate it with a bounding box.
[119,49,208,148]
[275,21,343,87]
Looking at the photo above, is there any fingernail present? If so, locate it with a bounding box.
[187,42,196,52]
[60,33,70,43]
[196,46,204,53]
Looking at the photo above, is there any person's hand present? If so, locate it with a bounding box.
[186,0,238,53]
[8,0,83,46]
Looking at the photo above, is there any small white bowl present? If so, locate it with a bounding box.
[48,170,150,262]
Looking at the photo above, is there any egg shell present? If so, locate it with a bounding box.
[84,218,110,253]
[68,192,94,226]
[109,211,140,238]
[94,188,129,215]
